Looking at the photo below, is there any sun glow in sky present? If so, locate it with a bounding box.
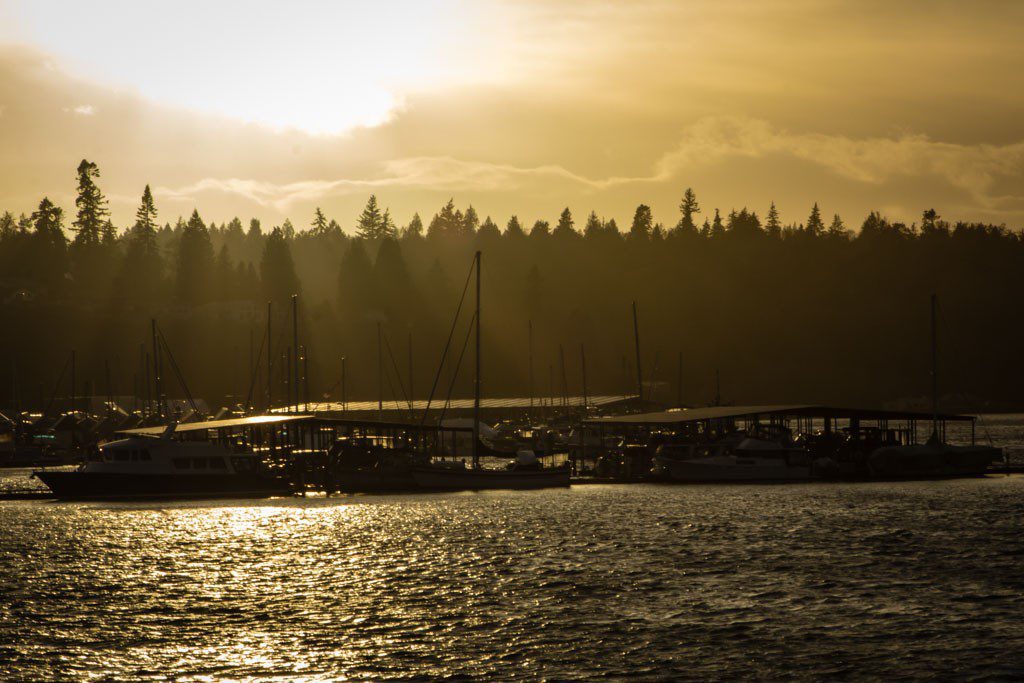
[1,0,502,134]
[2,0,1024,229]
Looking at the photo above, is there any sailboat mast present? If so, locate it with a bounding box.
[632,301,644,403]
[473,250,481,469]
[266,301,273,412]
[528,319,534,417]
[292,294,299,414]
[377,321,383,420]
[931,292,938,440]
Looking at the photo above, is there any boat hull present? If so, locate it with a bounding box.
[336,469,419,493]
[411,466,570,491]
[653,455,811,482]
[867,444,1000,479]
[34,471,293,501]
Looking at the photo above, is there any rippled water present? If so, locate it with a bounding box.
[3,476,1024,680]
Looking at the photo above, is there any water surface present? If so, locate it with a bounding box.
[3,477,1024,680]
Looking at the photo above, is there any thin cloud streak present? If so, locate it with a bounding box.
[159,118,1024,213]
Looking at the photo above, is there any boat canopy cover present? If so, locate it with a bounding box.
[584,404,976,426]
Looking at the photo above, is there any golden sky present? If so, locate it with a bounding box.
[2,0,1023,231]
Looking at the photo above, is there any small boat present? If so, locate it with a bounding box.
[652,425,812,482]
[867,441,999,479]
[333,438,428,493]
[863,294,1002,480]
[410,251,570,492]
[33,426,292,500]
[411,452,570,490]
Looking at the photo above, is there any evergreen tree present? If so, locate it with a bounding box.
[710,209,725,238]
[136,185,158,232]
[72,159,108,247]
[629,204,653,240]
[311,207,328,235]
[101,219,117,247]
[248,218,263,239]
[402,213,424,240]
[604,218,621,238]
[506,215,526,239]
[529,220,551,239]
[727,208,762,238]
[765,202,782,238]
[675,188,700,235]
[281,218,296,240]
[31,198,66,245]
[118,188,163,302]
[29,197,68,290]
[462,205,480,235]
[0,211,15,239]
[806,203,825,237]
[920,208,949,238]
[827,214,849,240]
[553,207,576,239]
[477,216,501,240]
[357,195,384,239]
[583,211,602,239]
[427,199,459,238]
[380,208,398,239]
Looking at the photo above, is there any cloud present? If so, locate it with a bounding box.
[655,117,1024,211]
[156,158,632,211]
[156,118,1024,215]
[62,104,95,115]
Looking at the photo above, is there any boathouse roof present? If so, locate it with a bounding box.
[584,404,976,425]
[119,413,475,437]
[121,414,315,436]
[271,394,640,416]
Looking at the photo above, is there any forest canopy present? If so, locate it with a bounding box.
[0,160,1019,413]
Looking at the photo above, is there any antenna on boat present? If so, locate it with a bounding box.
[632,301,644,403]
[473,250,482,470]
[931,292,939,442]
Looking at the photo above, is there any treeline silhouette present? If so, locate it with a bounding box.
[0,160,1020,414]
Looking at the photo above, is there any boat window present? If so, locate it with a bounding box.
[192,457,207,470]
[114,451,130,461]
[173,457,190,470]
[139,450,151,461]
[130,450,138,461]
[208,457,227,469]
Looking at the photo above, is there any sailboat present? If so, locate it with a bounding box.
[411,251,570,491]
[866,294,999,479]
